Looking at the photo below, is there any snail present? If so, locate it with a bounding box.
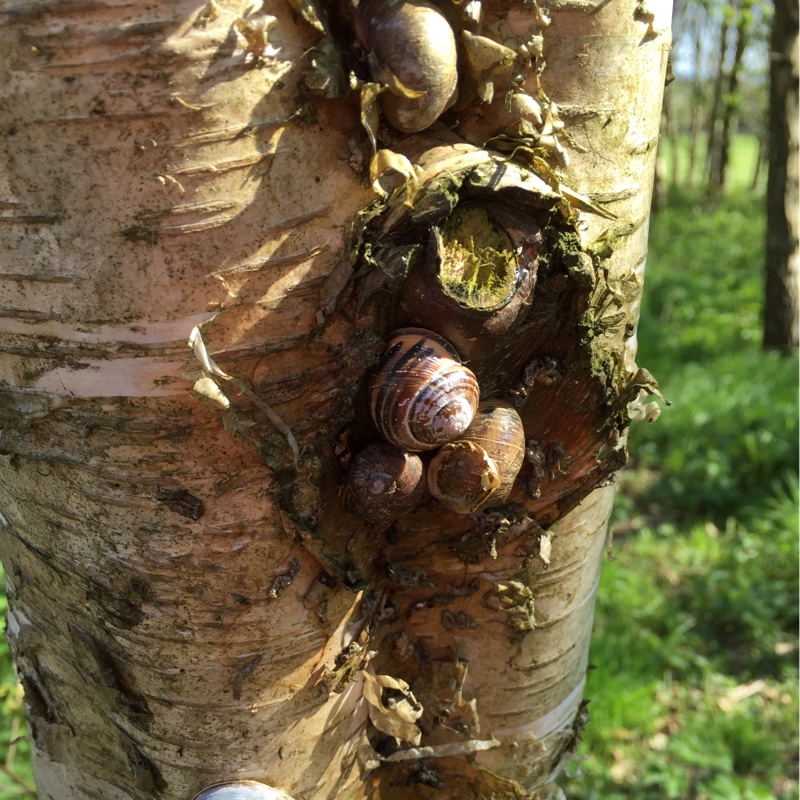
[428,400,525,513]
[192,781,295,800]
[348,442,425,523]
[370,328,479,452]
[355,0,459,132]
[394,203,541,361]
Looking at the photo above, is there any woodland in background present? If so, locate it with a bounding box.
[567,1,798,797]
[656,0,798,351]
[657,0,772,198]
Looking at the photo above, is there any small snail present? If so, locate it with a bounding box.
[192,781,294,800]
[356,0,459,132]
[394,204,541,361]
[348,442,425,523]
[370,328,479,452]
[428,400,525,513]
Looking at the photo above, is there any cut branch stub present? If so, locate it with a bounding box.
[358,136,633,529]
[394,203,540,361]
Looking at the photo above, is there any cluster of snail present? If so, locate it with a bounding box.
[348,328,525,523]
[346,202,539,524]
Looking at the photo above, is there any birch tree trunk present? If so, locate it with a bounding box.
[0,2,671,799]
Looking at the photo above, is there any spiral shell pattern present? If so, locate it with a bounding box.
[348,442,425,523]
[370,329,479,452]
[428,400,525,513]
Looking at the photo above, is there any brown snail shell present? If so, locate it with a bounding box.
[428,400,525,513]
[348,442,425,523]
[356,0,458,133]
[370,328,479,452]
[395,203,541,361]
[192,782,295,800]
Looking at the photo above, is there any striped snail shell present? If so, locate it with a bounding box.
[428,400,525,514]
[192,782,295,800]
[348,442,425,523]
[355,0,459,133]
[370,328,479,452]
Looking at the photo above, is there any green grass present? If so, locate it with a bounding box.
[565,178,799,799]
[659,134,765,192]
[627,189,798,523]
[0,577,35,799]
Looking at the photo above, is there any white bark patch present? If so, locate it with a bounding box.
[489,676,586,741]
[30,357,192,397]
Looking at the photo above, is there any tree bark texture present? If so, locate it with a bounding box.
[0,2,671,799]
[763,0,799,351]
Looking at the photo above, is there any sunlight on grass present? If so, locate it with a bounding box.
[564,177,799,799]
[659,134,765,192]
[0,568,35,800]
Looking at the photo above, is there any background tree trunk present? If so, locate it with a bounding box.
[0,2,671,799]
[687,2,706,189]
[705,10,731,191]
[663,91,680,190]
[763,0,799,351]
[710,0,752,195]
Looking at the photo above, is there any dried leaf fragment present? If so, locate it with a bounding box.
[508,91,542,127]
[462,31,517,103]
[188,325,300,465]
[234,14,278,59]
[285,0,326,31]
[362,668,423,745]
[369,149,420,206]
[360,82,385,154]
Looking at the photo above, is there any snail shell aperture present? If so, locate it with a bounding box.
[348,442,425,523]
[428,400,525,513]
[192,781,295,800]
[370,328,479,452]
[356,0,459,132]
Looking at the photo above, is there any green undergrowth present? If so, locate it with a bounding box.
[0,577,35,800]
[565,183,798,799]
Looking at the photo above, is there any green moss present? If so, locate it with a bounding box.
[439,207,518,310]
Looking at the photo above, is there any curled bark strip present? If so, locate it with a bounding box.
[189,325,300,465]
